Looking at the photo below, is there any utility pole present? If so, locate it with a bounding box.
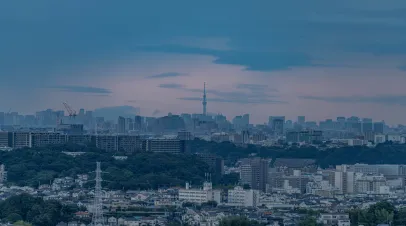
[92,162,104,226]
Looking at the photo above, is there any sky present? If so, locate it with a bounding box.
[1,1,406,124]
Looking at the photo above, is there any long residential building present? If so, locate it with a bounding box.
[142,139,187,153]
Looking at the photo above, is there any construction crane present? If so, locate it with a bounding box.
[63,102,77,118]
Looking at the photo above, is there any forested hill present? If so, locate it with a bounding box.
[2,140,406,189]
[0,146,211,189]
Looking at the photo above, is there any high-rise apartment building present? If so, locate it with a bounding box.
[240,158,269,192]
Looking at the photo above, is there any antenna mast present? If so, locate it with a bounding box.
[202,82,207,116]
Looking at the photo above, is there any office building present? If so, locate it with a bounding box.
[227,186,260,207]
[177,130,193,141]
[272,119,284,135]
[242,114,250,127]
[242,130,250,144]
[374,122,384,134]
[117,116,126,134]
[269,116,285,128]
[240,158,269,192]
[362,119,373,133]
[134,116,143,131]
[126,118,134,131]
[297,116,305,125]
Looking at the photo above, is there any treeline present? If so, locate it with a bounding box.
[349,201,406,226]
[0,194,78,226]
[192,139,406,167]
[0,145,231,189]
[2,140,406,189]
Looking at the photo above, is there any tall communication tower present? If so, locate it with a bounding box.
[92,162,104,226]
[202,82,207,116]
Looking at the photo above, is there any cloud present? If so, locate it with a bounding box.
[178,97,287,104]
[48,85,112,94]
[299,95,406,106]
[135,45,313,71]
[158,83,186,89]
[236,83,278,92]
[157,82,283,104]
[2,0,406,83]
[145,72,186,79]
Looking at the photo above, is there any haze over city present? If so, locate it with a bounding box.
[1,0,406,124]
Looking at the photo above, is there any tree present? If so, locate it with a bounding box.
[243,184,251,189]
[13,221,31,226]
[0,194,78,226]
[7,213,22,223]
[219,216,263,226]
[201,201,217,208]
[348,201,396,226]
[298,217,318,226]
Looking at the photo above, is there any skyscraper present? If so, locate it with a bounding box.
[202,82,207,116]
[297,116,305,125]
[117,116,126,134]
[374,122,384,134]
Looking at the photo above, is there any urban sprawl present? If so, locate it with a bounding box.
[0,98,406,226]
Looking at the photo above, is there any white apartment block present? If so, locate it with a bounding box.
[318,213,350,226]
[227,186,259,207]
[374,134,386,144]
[178,182,221,204]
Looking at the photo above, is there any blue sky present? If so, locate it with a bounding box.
[1,1,406,124]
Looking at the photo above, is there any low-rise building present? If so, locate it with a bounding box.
[178,182,221,204]
[227,186,259,207]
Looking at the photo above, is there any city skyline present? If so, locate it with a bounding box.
[1,1,406,124]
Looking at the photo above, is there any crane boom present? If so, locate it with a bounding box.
[63,102,77,117]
